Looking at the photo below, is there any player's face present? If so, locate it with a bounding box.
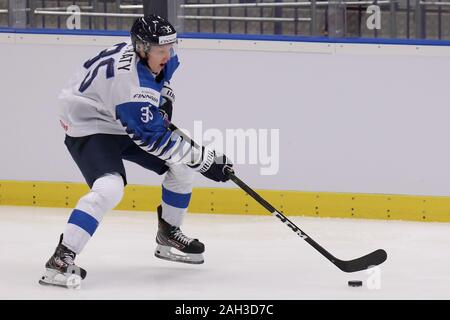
[147,44,173,74]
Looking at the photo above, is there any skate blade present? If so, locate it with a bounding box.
[155,245,204,265]
[39,268,82,289]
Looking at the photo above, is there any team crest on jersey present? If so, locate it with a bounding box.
[132,88,161,106]
[140,106,153,123]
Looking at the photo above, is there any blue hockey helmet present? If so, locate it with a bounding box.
[130,15,177,53]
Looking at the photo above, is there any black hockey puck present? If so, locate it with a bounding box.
[348,280,363,287]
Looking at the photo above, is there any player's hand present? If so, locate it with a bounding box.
[200,149,233,182]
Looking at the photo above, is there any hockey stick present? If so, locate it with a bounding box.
[168,123,387,273]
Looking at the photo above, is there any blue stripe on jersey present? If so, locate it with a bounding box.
[157,138,177,157]
[162,185,192,209]
[164,54,180,82]
[67,209,99,236]
[149,130,172,153]
[137,61,159,90]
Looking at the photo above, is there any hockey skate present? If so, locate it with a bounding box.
[154,205,205,264]
[39,234,87,289]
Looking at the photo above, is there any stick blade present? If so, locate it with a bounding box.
[336,249,387,273]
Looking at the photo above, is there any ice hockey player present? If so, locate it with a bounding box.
[39,15,233,288]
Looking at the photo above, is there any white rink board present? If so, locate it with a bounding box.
[1,33,450,196]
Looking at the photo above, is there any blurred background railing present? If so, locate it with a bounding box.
[0,1,449,40]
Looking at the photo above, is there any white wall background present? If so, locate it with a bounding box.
[1,33,450,196]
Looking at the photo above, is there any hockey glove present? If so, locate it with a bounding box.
[196,148,233,182]
[159,83,175,121]
[159,99,173,122]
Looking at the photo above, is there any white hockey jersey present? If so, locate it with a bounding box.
[58,41,200,166]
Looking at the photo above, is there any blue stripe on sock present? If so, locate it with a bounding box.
[67,209,99,236]
[162,185,192,209]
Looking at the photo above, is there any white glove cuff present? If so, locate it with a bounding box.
[188,147,215,172]
[161,83,175,104]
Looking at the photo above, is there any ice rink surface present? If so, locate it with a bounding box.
[1,206,449,300]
